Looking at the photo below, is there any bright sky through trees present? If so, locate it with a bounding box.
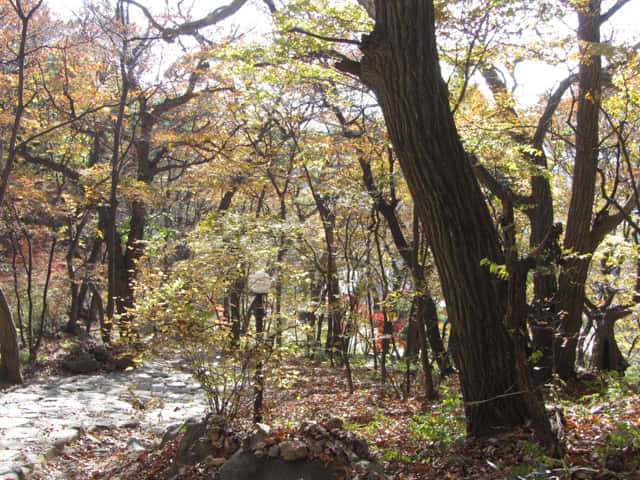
[48,0,639,107]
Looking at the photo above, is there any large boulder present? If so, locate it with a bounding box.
[59,341,134,374]
[169,414,240,476]
[165,416,389,480]
[214,451,341,480]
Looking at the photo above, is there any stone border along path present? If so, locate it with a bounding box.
[0,359,209,479]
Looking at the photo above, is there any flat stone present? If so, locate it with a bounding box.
[0,359,207,474]
[0,467,26,480]
[126,439,147,452]
[117,420,141,429]
[50,428,81,448]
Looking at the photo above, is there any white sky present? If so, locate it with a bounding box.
[48,0,639,107]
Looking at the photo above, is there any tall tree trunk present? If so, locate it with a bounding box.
[554,0,602,380]
[337,0,550,439]
[0,287,23,385]
[587,305,631,373]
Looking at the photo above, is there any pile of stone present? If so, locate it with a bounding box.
[60,341,135,374]
[166,414,389,480]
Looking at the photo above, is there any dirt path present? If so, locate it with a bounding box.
[0,360,208,479]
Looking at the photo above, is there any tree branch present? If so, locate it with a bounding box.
[590,191,637,250]
[288,27,361,45]
[533,73,578,148]
[600,0,633,25]
[17,147,80,181]
[334,57,362,78]
[469,153,530,206]
[125,0,251,41]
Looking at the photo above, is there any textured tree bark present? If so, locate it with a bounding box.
[554,0,602,380]
[0,287,23,385]
[588,306,630,374]
[338,0,549,438]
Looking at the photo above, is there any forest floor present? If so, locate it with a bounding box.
[9,350,640,480]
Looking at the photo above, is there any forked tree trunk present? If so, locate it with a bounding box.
[0,287,23,385]
[337,0,551,440]
[588,306,630,374]
[554,0,603,380]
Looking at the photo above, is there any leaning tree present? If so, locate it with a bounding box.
[333,0,554,444]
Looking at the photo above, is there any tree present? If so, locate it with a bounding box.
[334,0,553,443]
[553,0,637,380]
[0,287,22,384]
[0,0,48,384]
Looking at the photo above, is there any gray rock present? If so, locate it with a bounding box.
[160,422,187,447]
[0,358,208,474]
[325,417,344,431]
[354,459,390,479]
[50,428,81,448]
[92,345,113,362]
[0,467,26,480]
[117,419,141,429]
[352,437,371,459]
[170,416,225,473]
[126,439,147,452]
[215,451,341,480]
[61,359,100,374]
[279,440,308,461]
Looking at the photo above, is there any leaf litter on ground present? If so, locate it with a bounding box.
[26,356,640,479]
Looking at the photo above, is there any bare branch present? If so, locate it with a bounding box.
[17,147,80,181]
[600,0,633,25]
[124,0,251,41]
[334,57,362,78]
[288,27,361,45]
[469,153,531,206]
[533,73,578,149]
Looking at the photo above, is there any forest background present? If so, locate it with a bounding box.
[0,0,639,477]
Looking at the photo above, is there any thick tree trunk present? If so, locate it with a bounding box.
[339,0,549,438]
[0,287,23,385]
[529,173,557,383]
[554,0,602,380]
[588,306,630,373]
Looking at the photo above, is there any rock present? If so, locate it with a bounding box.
[92,345,113,362]
[118,419,141,429]
[61,359,100,374]
[353,459,390,479]
[279,440,308,461]
[90,422,115,432]
[570,467,604,479]
[325,417,344,431]
[248,425,270,450]
[126,439,147,452]
[352,437,371,459]
[300,422,329,440]
[172,418,210,470]
[267,445,280,457]
[205,456,227,468]
[112,355,135,371]
[170,414,237,474]
[50,427,81,448]
[215,451,341,480]
[255,423,272,436]
[44,445,62,461]
[161,422,188,446]
[0,467,26,480]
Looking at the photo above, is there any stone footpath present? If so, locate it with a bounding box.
[0,360,208,479]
